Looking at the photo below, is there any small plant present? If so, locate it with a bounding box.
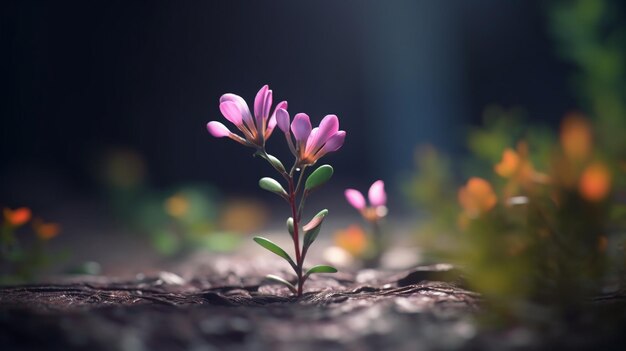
[98,148,241,256]
[1,207,61,284]
[206,85,345,296]
[343,180,388,266]
[410,112,626,323]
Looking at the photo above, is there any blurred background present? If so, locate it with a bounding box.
[1,0,623,278]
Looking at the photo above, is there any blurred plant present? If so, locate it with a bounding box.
[98,148,245,256]
[340,180,389,266]
[207,84,345,296]
[549,0,626,159]
[410,0,626,326]
[1,207,61,284]
[218,198,269,234]
[410,112,626,323]
[548,0,626,294]
[136,184,242,256]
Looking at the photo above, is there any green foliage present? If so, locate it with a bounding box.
[305,165,333,191]
[304,265,337,280]
[286,217,294,236]
[259,177,288,197]
[266,154,286,173]
[406,146,461,259]
[548,0,626,157]
[265,274,297,293]
[253,236,297,271]
[302,209,328,254]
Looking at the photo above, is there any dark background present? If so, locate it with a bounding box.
[2,0,575,204]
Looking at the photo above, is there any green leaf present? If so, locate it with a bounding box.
[303,209,328,253]
[266,154,286,173]
[265,274,297,294]
[286,217,294,237]
[259,177,287,197]
[253,236,296,270]
[305,165,333,191]
[304,265,337,280]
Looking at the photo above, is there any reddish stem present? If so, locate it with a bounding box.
[288,177,304,296]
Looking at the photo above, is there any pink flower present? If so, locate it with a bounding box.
[345,180,387,221]
[277,110,345,166]
[206,85,287,147]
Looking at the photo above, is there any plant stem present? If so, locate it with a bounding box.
[367,219,384,268]
[263,149,306,296]
[288,176,304,296]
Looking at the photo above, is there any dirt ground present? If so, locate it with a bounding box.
[1,255,625,351]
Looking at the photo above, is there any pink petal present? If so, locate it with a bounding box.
[220,93,254,130]
[276,108,290,133]
[273,101,288,116]
[305,127,319,152]
[253,85,268,117]
[291,113,312,143]
[206,121,231,138]
[219,101,243,126]
[317,114,340,143]
[320,130,346,153]
[267,114,277,132]
[268,101,288,134]
[254,85,272,128]
[368,180,386,207]
[306,115,339,154]
[345,189,366,210]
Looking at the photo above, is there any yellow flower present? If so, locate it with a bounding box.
[3,207,32,227]
[579,162,611,202]
[164,194,190,218]
[458,177,497,218]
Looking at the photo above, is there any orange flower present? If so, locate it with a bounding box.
[579,162,611,202]
[3,207,32,227]
[33,220,61,240]
[334,225,368,257]
[560,113,592,161]
[494,148,520,178]
[494,142,547,187]
[458,177,497,217]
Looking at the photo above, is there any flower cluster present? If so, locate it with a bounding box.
[207,85,345,166]
[276,111,346,166]
[458,114,613,223]
[206,85,345,296]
